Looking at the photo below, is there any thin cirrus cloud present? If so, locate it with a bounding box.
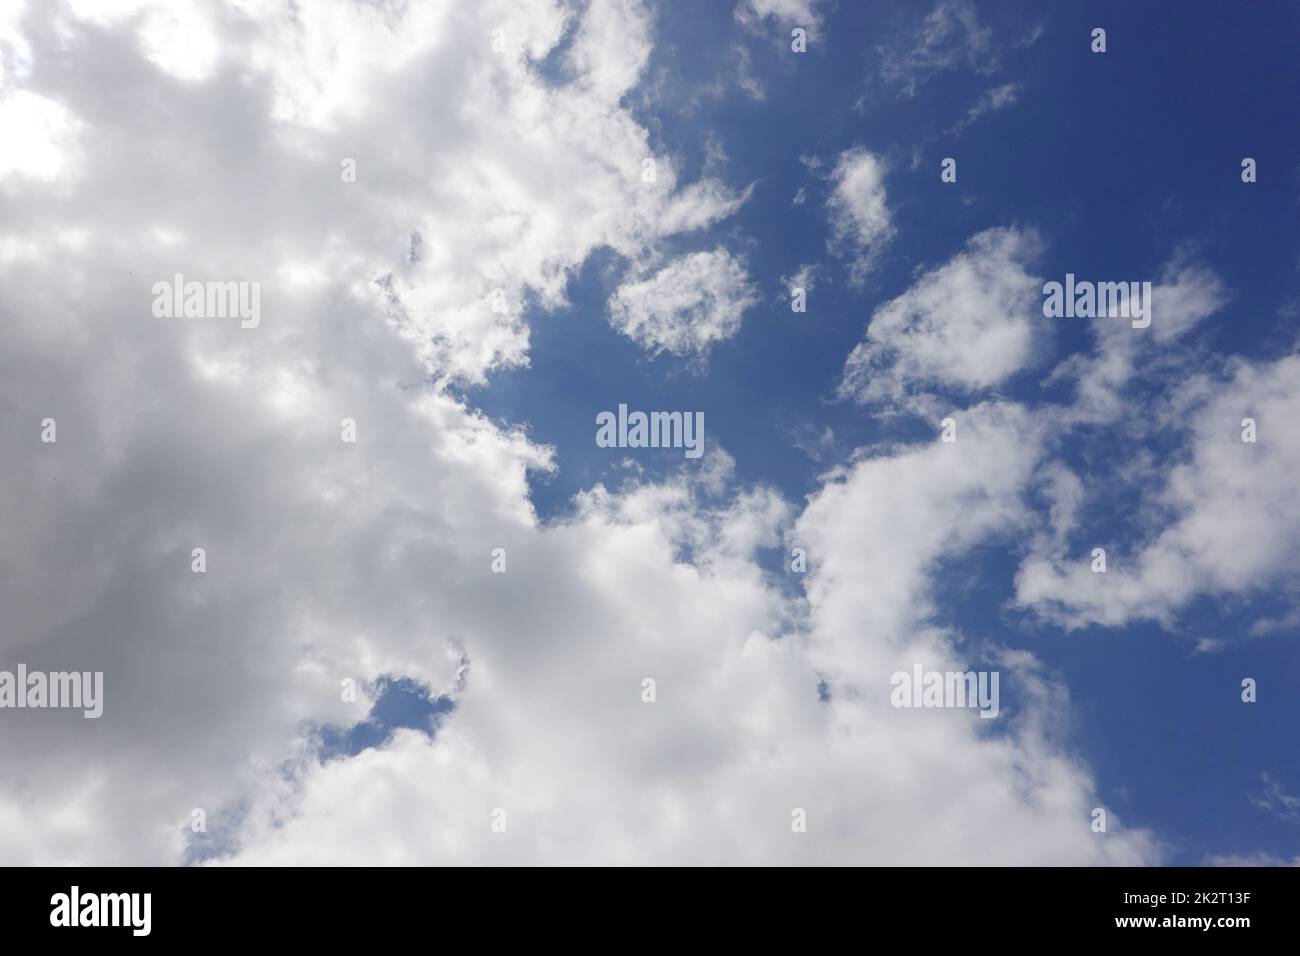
[878,0,1000,97]
[950,81,1022,134]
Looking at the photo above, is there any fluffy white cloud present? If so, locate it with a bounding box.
[839,226,1045,405]
[1055,259,1229,425]
[826,147,894,282]
[608,248,759,359]
[0,0,756,864]
[1017,350,1300,629]
[1004,256,1299,633]
[218,401,1156,866]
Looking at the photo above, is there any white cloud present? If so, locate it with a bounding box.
[735,0,825,34]
[0,0,759,864]
[880,0,999,98]
[608,248,759,359]
[0,0,33,92]
[1149,260,1230,344]
[0,90,82,182]
[1251,772,1300,823]
[839,227,1045,405]
[1054,259,1229,426]
[655,178,754,235]
[826,147,894,282]
[783,262,817,296]
[214,401,1156,865]
[564,0,651,101]
[951,82,1021,133]
[1017,286,1298,631]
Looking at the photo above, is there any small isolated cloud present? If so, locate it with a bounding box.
[783,263,818,296]
[839,226,1045,404]
[880,0,999,97]
[786,422,835,463]
[826,147,894,282]
[608,248,759,359]
[1017,22,1046,49]
[951,82,1021,134]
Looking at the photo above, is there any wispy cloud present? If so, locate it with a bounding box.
[950,81,1022,134]
[879,0,1000,97]
[1252,772,1300,824]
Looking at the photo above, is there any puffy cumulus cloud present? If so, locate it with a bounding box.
[1006,256,1300,634]
[1016,350,1300,630]
[799,403,1044,665]
[21,0,750,389]
[0,0,740,863]
[826,146,894,283]
[218,405,1156,866]
[838,227,1045,407]
[823,235,1300,645]
[0,273,549,865]
[608,248,758,360]
[0,0,1158,866]
[563,0,651,101]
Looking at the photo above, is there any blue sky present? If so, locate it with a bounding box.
[2,0,1298,865]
